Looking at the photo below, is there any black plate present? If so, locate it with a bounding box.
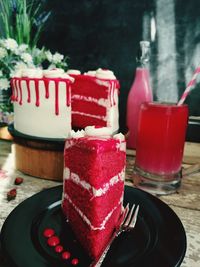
[0,186,186,267]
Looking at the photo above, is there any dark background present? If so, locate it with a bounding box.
[39,0,200,130]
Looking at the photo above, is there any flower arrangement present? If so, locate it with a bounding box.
[0,0,68,125]
[0,38,68,124]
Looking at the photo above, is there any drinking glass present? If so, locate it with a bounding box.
[133,102,189,195]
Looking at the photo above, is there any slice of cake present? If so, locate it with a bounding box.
[62,126,126,259]
[67,69,120,133]
[11,68,74,139]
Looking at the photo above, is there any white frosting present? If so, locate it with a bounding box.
[70,129,85,138]
[64,167,125,197]
[84,70,96,76]
[113,133,125,141]
[43,68,65,78]
[85,126,112,137]
[67,69,81,75]
[95,68,116,80]
[59,73,75,82]
[13,78,71,138]
[64,192,123,230]
[21,68,43,78]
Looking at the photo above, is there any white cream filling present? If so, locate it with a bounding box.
[72,111,106,121]
[64,192,123,230]
[64,167,125,197]
[72,94,108,107]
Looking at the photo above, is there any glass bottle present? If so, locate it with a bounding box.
[126,41,153,149]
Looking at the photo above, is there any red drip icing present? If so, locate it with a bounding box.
[19,79,23,105]
[55,81,59,115]
[15,79,19,101]
[26,79,31,103]
[10,79,15,101]
[66,82,71,106]
[44,79,50,98]
[34,79,40,107]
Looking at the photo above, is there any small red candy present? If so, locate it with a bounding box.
[43,228,55,238]
[62,251,71,260]
[55,245,63,253]
[47,236,60,247]
[71,258,79,265]
[14,177,24,185]
[7,188,17,201]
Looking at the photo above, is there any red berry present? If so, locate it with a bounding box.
[71,258,79,265]
[7,188,17,201]
[14,177,24,185]
[43,228,55,238]
[55,245,63,253]
[47,236,60,247]
[62,251,71,260]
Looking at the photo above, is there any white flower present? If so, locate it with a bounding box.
[52,52,64,63]
[3,38,18,51]
[0,47,7,59]
[0,78,10,90]
[45,50,53,61]
[14,44,28,55]
[21,52,33,64]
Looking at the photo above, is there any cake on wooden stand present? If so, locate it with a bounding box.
[10,68,120,181]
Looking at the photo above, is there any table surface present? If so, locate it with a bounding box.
[0,140,200,267]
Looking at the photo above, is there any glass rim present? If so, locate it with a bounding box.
[142,101,188,108]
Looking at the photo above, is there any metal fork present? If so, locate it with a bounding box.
[89,203,139,267]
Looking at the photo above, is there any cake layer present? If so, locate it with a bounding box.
[72,99,107,116]
[64,139,126,187]
[72,114,107,129]
[62,198,122,259]
[69,70,120,133]
[71,75,110,99]
[63,172,124,225]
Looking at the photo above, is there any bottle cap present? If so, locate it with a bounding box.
[136,40,150,66]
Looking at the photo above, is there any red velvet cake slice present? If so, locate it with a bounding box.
[62,126,126,259]
[67,69,120,133]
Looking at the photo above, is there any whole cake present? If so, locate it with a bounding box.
[62,126,126,259]
[11,68,74,138]
[67,68,120,133]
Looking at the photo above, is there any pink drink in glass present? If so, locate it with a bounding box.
[134,102,188,194]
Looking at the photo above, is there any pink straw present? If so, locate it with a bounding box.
[177,66,200,106]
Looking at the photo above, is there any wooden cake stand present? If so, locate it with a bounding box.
[8,125,65,181]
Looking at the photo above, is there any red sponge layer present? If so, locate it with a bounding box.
[63,179,124,226]
[64,139,126,188]
[62,199,122,259]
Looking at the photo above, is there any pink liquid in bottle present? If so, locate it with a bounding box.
[126,41,153,149]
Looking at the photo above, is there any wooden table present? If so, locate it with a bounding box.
[0,140,200,267]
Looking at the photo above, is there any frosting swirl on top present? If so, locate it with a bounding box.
[84,70,96,77]
[21,68,43,78]
[67,69,81,75]
[95,68,116,80]
[43,68,65,78]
